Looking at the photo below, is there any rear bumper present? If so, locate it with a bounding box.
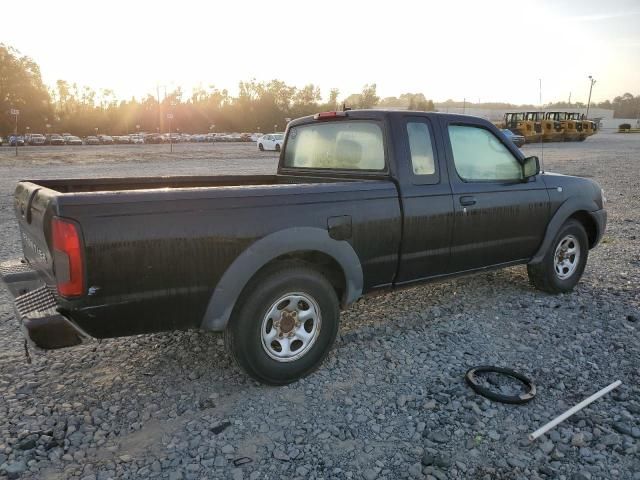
[0,259,86,349]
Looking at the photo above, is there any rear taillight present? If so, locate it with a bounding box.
[52,217,84,297]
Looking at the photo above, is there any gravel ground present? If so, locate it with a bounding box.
[0,136,638,480]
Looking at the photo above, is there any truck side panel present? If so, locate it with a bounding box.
[54,182,401,337]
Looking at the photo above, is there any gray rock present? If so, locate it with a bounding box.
[231,468,244,480]
[571,433,587,447]
[221,444,235,454]
[601,434,620,446]
[272,449,289,461]
[168,471,183,480]
[363,467,379,480]
[3,461,27,476]
[427,431,448,444]
[612,422,633,437]
[408,462,423,478]
[540,441,554,454]
[421,454,434,466]
[507,457,526,469]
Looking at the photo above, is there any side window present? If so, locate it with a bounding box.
[448,125,522,181]
[406,122,436,176]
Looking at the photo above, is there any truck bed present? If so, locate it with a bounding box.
[13,173,402,339]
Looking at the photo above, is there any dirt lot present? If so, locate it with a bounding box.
[0,135,638,480]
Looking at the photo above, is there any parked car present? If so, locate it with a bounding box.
[28,134,47,146]
[257,133,284,151]
[85,136,100,145]
[65,136,83,145]
[0,110,607,385]
[8,136,25,146]
[98,135,114,145]
[114,136,130,144]
[47,134,66,145]
[129,134,145,144]
[502,129,526,147]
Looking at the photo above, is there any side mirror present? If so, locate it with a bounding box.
[522,155,540,178]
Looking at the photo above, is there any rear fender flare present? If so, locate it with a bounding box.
[200,227,363,331]
[529,197,600,264]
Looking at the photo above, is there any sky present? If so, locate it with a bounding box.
[3,0,639,105]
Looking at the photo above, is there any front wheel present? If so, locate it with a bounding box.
[527,219,588,293]
[275,143,281,152]
[225,263,340,385]
[258,143,264,151]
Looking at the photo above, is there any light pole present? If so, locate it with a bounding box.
[11,109,19,156]
[586,76,596,118]
[95,127,99,137]
[167,108,174,153]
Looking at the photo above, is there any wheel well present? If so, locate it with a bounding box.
[569,211,598,248]
[255,251,347,304]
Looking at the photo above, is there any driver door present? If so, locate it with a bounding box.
[444,121,550,272]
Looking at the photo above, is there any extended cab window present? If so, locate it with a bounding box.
[407,122,436,175]
[284,121,384,170]
[448,125,522,181]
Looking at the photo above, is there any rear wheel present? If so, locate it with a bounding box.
[527,219,588,293]
[275,143,281,152]
[258,143,264,151]
[225,263,340,385]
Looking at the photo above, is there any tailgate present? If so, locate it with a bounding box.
[14,181,58,283]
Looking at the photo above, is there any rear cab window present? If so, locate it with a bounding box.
[283,121,385,171]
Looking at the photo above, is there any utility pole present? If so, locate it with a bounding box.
[167,112,174,153]
[586,76,596,118]
[539,79,542,106]
[11,109,20,156]
[157,84,167,133]
[462,98,466,114]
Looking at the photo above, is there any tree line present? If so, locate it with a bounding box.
[1,43,638,137]
[0,45,435,136]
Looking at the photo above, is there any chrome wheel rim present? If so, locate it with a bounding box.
[554,234,580,280]
[260,292,321,362]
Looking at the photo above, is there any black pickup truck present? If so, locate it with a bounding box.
[1,110,606,384]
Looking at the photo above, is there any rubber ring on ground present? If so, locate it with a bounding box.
[465,366,536,404]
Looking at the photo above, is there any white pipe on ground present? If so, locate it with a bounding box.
[529,380,622,441]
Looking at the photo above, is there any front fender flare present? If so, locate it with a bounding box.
[200,227,363,331]
[529,197,601,264]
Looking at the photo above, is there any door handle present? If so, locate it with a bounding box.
[460,196,476,206]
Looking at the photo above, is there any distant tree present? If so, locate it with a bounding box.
[0,44,53,134]
[359,84,379,109]
[327,88,340,110]
[342,93,361,109]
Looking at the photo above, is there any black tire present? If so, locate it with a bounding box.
[258,143,264,151]
[527,219,588,293]
[224,262,340,385]
[275,143,281,152]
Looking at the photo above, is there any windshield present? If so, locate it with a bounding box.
[283,121,385,170]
